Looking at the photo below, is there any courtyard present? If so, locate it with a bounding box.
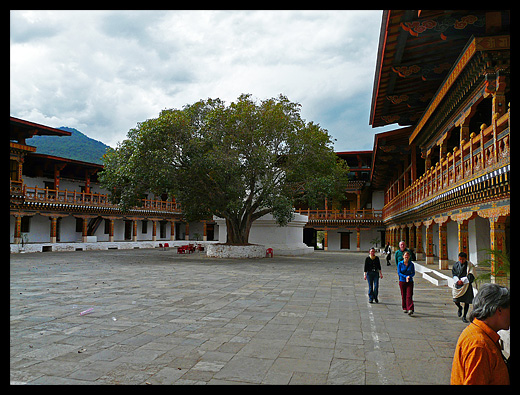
[10,249,467,385]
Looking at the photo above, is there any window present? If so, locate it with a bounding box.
[142,220,148,234]
[21,216,30,233]
[160,221,166,239]
[10,160,19,181]
[76,218,83,232]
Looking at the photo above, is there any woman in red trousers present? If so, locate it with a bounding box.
[397,251,415,315]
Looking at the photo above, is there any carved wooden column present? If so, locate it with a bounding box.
[13,214,22,244]
[323,230,328,251]
[124,217,142,242]
[491,74,507,164]
[435,216,450,270]
[414,222,424,259]
[438,223,448,269]
[459,121,470,149]
[424,220,434,265]
[478,207,509,285]
[72,215,90,242]
[12,212,36,244]
[38,213,69,243]
[451,211,475,257]
[185,222,190,241]
[152,219,158,241]
[203,220,208,242]
[458,220,469,255]
[101,216,117,242]
[422,149,432,172]
[409,224,415,256]
[489,216,508,285]
[50,216,58,243]
[54,163,66,190]
[83,218,89,242]
[109,218,115,242]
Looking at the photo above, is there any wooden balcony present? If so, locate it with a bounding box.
[10,184,181,214]
[297,208,383,225]
[383,110,510,221]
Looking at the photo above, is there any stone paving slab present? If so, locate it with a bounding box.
[10,249,468,385]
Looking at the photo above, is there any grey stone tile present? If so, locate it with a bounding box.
[213,356,274,384]
[10,249,469,385]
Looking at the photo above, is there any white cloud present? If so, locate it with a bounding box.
[10,10,387,150]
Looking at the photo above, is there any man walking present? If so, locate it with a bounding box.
[394,240,411,268]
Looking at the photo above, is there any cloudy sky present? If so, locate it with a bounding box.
[10,10,401,151]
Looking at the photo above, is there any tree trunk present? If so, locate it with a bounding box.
[224,207,272,245]
[225,217,252,245]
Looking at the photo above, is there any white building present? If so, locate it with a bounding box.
[10,117,217,253]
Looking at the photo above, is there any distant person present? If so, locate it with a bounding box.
[452,252,475,323]
[364,247,383,303]
[409,248,416,261]
[451,283,510,385]
[383,243,392,266]
[394,240,411,269]
[397,251,415,315]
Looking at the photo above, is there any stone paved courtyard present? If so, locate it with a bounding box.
[10,249,468,384]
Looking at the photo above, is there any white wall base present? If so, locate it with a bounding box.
[10,240,218,254]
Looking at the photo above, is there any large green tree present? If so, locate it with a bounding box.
[99,94,349,244]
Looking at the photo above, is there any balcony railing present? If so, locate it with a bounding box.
[297,208,383,222]
[10,184,181,214]
[383,109,510,220]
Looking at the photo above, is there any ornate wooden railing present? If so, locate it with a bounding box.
[297,208,383,221]
[10,183,181,213]
[383,110,510,221]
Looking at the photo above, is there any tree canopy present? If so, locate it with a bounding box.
[99,94,349,244]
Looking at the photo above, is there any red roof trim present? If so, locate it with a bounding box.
[10,116,71,137]
[369,10,391,127]
[335,150,373,156]
[29,152,104,169]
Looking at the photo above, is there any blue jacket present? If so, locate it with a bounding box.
[397,260,415,283]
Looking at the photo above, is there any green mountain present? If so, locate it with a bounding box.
[29,127,110,165]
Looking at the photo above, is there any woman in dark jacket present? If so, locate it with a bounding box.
[364,247,383,303]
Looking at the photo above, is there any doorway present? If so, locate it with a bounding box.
[340,232,351,249]
[303,228,317,249]
[124,220,132,240]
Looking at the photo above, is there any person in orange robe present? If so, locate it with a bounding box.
[451,283,510,385]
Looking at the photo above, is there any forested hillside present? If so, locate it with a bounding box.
[29,127,110,165]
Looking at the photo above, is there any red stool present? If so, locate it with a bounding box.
[266,248,274,258]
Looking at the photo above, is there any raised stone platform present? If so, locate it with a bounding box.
[214,212,314,256]
[206,244,266,259]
